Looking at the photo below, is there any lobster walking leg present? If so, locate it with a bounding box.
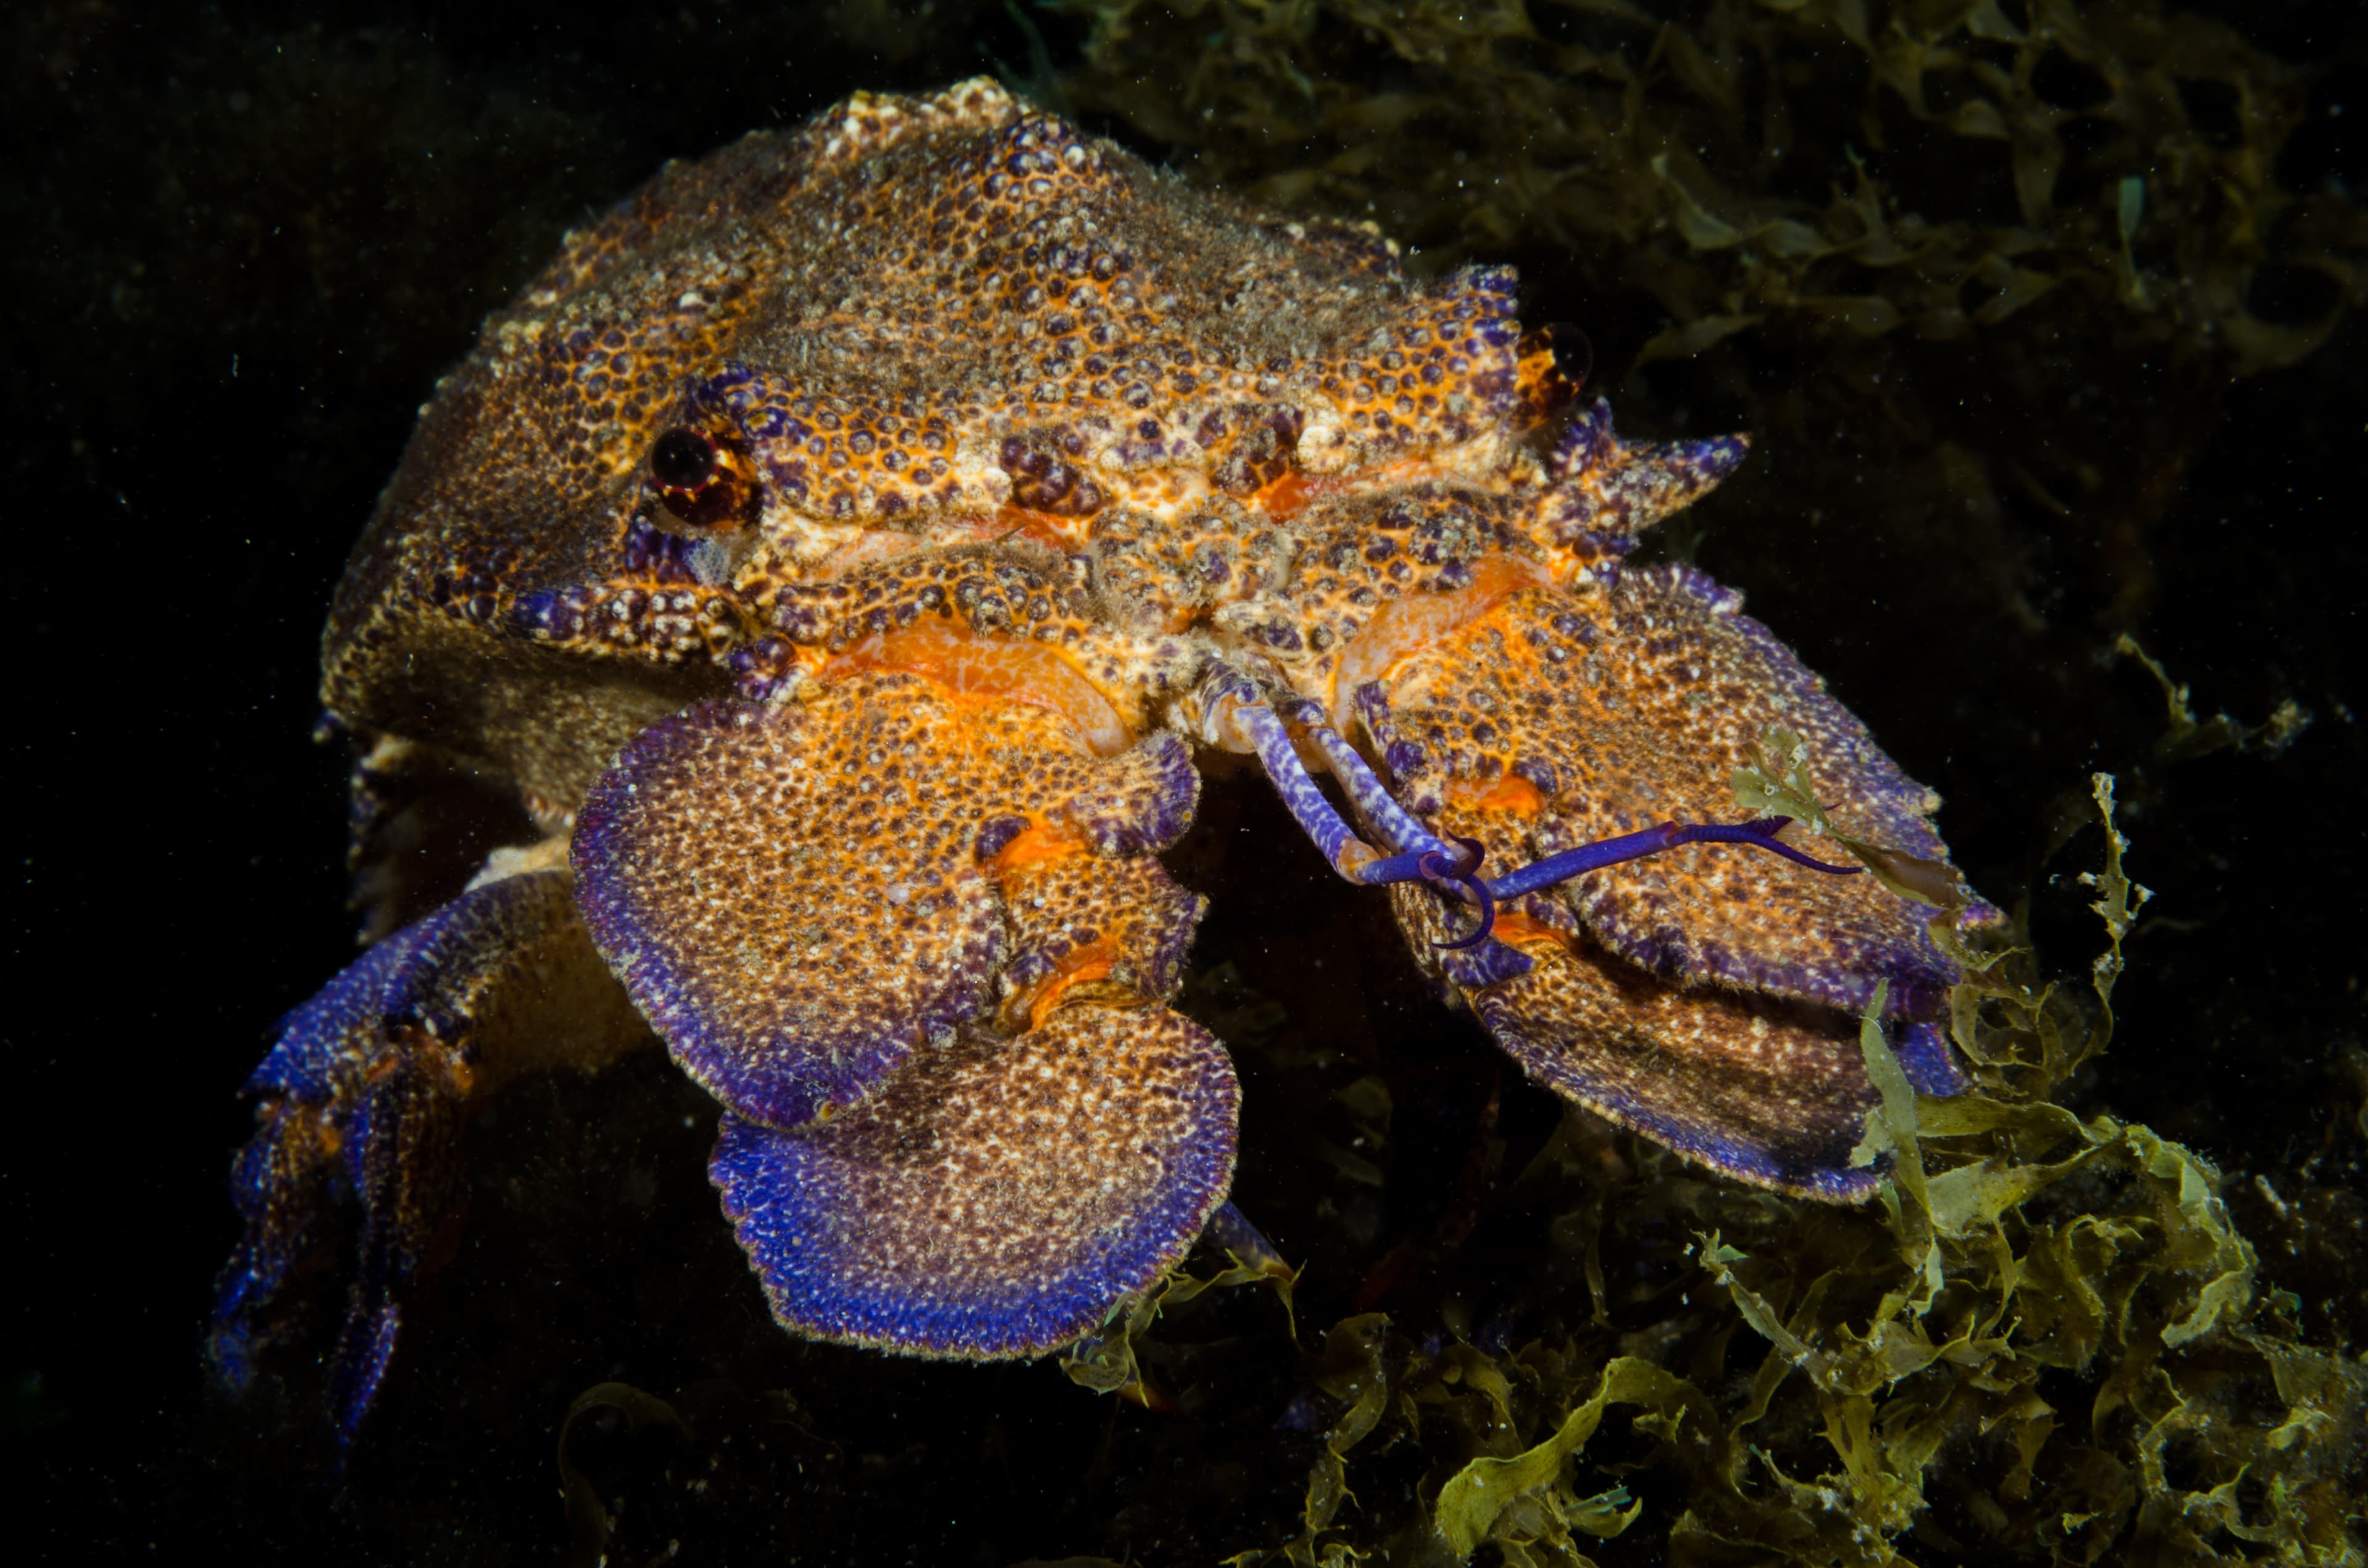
[212,861,650,1447]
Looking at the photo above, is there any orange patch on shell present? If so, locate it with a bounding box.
[989,816,1089,875]
[1452,771,1546,818]
[820,615,1134,757]
[1018,938,1125,1032]
[1252,470,1314,521]
[1486,909,1572,955]
[1329,551,1551,723]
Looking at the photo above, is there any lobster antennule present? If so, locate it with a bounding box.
[1484,816,1861,901]
[1420,839,1498,949]
[1199,668,1368,873]
[1356,560,1989,1019]
[1279,699,1508,950]
[1350,818,1859,948]
[1289,696,1447,861]
[1206,667,1860,953]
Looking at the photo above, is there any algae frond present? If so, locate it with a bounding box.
[1177,777,2364,1566]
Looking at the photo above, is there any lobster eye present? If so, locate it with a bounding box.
[651,426,718,490]
[1542,322,1592,388]
[1513,322,1592,437]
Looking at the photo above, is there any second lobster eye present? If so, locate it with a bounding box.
[651,426,719,490]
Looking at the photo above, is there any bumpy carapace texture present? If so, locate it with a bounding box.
[217,78,1994,1444]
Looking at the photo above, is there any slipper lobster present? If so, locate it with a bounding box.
[212,78,1994,1448]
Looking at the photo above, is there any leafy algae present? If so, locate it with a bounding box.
[1017,28,2365,1554]
[532,10,2366,1558]
[1157,773,2361,1566]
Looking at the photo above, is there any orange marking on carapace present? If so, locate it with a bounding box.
[1453,772,1546,817]
[1514,341,1558,393]
[1001,937,1124,1033]
[1252,470,1315,520]
[1252,457,1492,526]
[990,816,1088,875]
[1487,909,1575,954]
[820,615,1135,758]
[990,504,1092,552]
[1512,335,1579,427]
[1329,551,1552,724]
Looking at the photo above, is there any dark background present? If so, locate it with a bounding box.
[6,2,2362,1561]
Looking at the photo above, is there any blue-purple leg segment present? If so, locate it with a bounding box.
[1199,669,1506,948]
[213,931,419,1411]
[1199,668,1366,874]
[710,1004,1238,1356]
[1280,695,1523,951]
[1285,696,1452,863]
[1207,667,1854,959]
[212,868,646,1447]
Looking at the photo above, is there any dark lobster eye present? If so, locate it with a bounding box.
[1514,322,1592,436]
[1541,322,1592,388]
[651,426,719,490]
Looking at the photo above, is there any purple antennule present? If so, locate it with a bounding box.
[1347,837,1495,944]
[1421,837,1497,948]
[1726,817,1862,875]
[1484,817,1860,901]
[1350,850,1429,886]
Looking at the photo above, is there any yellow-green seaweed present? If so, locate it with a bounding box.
[1141,771,2362,1566]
